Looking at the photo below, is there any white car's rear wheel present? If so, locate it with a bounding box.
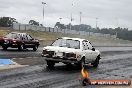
[92,55,100,67]
[92,61,99,67]
[80,59,85,67]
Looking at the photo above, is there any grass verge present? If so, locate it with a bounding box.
[0,27,132,46]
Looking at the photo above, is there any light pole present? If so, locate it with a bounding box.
[70,14,72,30]
[42,2,46,26]
[80,12,82,25]
[70,1,74,30]
[79,12,82,34]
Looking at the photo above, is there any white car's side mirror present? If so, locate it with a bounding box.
[92,48,95,51]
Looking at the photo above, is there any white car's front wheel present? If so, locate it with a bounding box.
[46,60,55,68]
[76,57,85,68]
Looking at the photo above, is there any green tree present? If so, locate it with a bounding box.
[0,17,18,27]
[39,24,43,26]
[54,22,66,29]
[29,20,39,26]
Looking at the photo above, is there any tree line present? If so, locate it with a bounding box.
[0,17,43,27]
[55,22,132,41]
[0,17,18,27]
[0,17,132,41]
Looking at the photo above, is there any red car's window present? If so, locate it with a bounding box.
[5,33,19,39]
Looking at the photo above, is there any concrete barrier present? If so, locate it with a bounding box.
[13,23,116,38]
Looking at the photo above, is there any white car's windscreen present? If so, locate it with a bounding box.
[51,39,80,49]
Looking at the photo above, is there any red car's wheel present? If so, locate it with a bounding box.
[18,44,24,51]
[2,45,8,50]
[33,45,38,51]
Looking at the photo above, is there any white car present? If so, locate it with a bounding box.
[42,37,101,68]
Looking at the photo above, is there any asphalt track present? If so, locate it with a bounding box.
[0,46,132,88]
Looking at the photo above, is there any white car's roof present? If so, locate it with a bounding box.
[61,37,89,42]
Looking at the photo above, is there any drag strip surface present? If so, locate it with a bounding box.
[0,47,132,88]
[0,47,132,58]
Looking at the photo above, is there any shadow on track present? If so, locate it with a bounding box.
[0,48,36,52]
[42,63,98,74]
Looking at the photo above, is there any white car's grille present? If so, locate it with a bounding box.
[43,50,76,59]
[63,53,76,58]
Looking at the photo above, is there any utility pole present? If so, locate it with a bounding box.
[42,2,46,26]
[115,31,117,38]
[96,18,98,29]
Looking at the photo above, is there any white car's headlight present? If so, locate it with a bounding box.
[43,47,46,50]
[76,54,81,58]
[42,48,48,55]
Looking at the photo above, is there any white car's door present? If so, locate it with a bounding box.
[89,50,97,60]
[88,42,98,59]
[82,41,93,63]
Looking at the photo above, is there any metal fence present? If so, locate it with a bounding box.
[13,23,116,38]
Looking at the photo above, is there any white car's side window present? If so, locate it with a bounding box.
[88,42,93,50]
[82,42,85,50]
[82,41,89,50]
[85,42,89,49]
[83,40,93,50]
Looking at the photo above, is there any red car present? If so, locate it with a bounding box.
[0,32,40,51]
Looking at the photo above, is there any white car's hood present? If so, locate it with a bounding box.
[43,46,81,53]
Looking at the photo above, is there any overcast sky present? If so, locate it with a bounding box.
[0,0,132,29]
